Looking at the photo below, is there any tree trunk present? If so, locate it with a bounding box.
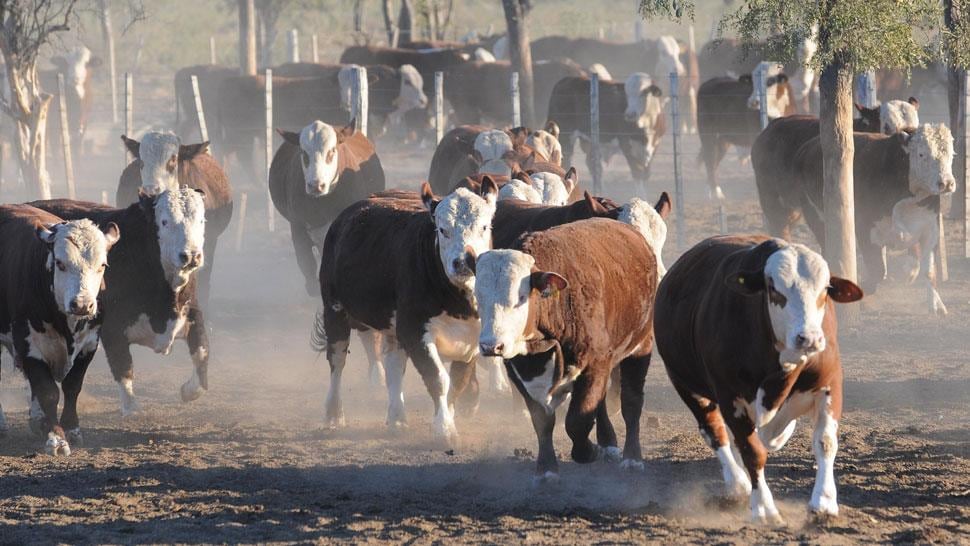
[502,0,535,127]
[3,64,53,199]
[398,0,413,46]
[238,0,257,76]
[818,55,858,316]
[97,0,118,125]
[946,0,965,219]
[354,0,365,34]
[382,0,396,46]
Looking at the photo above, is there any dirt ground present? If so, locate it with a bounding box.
[0,129,968,545]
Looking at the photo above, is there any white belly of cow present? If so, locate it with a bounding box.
[27,323,69,378]
[124,312,188,355]
[424,313,480,363]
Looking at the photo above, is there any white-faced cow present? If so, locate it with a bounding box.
[313,181,499,446]
[474,217,662,482]
[33,188,210,417]
[0,205,119,455]
[548,74,666,190]
[791,124,955,314]
[654,235,863,523]
[270,120,386,296]
[117,132,233,308]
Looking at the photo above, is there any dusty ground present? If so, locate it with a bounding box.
[0,128,968,545]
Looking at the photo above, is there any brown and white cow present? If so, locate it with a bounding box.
[790,124,956,314]
[474,217,663,482]
[117,132,233,308]
[547,74,666,190]
[313,181,499,445]
[697,73,795,200]
[270,120,385,296]
[0,205,119,455]
[654,235,863,523]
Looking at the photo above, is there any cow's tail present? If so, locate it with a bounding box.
[310,308,327,353]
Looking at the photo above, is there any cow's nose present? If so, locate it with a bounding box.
[479,342,503,356]
[452,258,469,274]
[181,251,203,268]
[70,299,94,316]
[942,177,956,193]
[795,333,824,352]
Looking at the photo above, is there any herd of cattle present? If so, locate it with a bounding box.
[0,30,958,525]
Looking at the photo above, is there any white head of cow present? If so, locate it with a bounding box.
[747,70,793,119]
[881,98,920,134]
[474,130,513,163]
[529,169,575,206]
[122,132,208,197]
[525,128,563,166]
[903,123,956,196]
[655,36,686,80]
[616,192,671,278]
[623,73,667,168]
[37,219,120,317]
[727,240,862,367]
[498,178,543,204]
[396,64,428,112]
[151,188,206,290]
[279,120,355,197]
[421,180,498,292]
[474,249,568,359]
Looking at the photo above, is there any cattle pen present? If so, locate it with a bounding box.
[0,1,967,544]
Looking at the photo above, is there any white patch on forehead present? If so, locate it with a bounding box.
[49,219,111,316]
[434,188,496,291]
[498,179,542,204]
[528,172,569,206]
[526,129,563,166]
[474,249,535,359]
[764,243,830,360]
[155,188,206,289]
[300,120,341,197]
[907,123,956,197]
[478,158,511,177]
[138,131,180,195]
[880,100,918,134]
[474,130,513,163]
[617,198,668,278]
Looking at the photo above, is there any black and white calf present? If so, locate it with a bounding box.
[314,181,498,446]
[0,205,119,454]
[34,188,209,416]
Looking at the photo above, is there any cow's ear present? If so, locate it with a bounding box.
[854,102,864,113]
[531,271,569,298]
[584,191,608,214]
[828,277,863,303]
[654,191,672,219]
[420,181,439,215]
[276,129,301,146]
[338,119,358,142]
[179,141,209,160]
[102,222,121,248]
[121,135,140,158]
[563,166,578,194]
[544,120,560,139]
[908,96,920,110]
[480,175,499,204]
[725,271,765,295]
[36,223,58,244]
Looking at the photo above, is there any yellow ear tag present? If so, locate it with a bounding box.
[738,277,745,284]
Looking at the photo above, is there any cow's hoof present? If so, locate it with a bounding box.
[180,381,205,403]
[750,511,785,526]
[45,433,71,456]
[601,446,622,463]
[532,471,561,487]
[620,458,645,472]
[809,495,839,518]
[120,399,141,418]
[325,414,347,429]
[432,420,459,449]
[65,428,83,447]
[726,476,753,500]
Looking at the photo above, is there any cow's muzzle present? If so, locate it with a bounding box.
[479,342,504,357]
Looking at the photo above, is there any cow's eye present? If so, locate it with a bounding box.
[161,219,168,227]
[518,294,528,306]
[100,263,107,272]
[438,227,447,238]
[55,259,66,272]
[481,224,489,233]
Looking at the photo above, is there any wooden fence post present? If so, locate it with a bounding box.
[264,69,276,232]
[754,62,771,130]
[434,71,444,145]
[855,71,877,108]
[670,71,688,248]
[209,36,217,64]
[235,192,248,252]
[287,29,300,63]
[124,72,133,165]
[589,73,603,196]
[56,74,76,200]
[311,34,319,63]
[352,66,369,136]
[190,75,210,146]
[510,71,521,127]
[101,190,109,206]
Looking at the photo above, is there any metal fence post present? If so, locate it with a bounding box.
[510,71,521,127]
[287,29,300,63]
[754,62,770,130]
[209,36,217,65]
[434,71,444,145]
[856,71,878,108]
[311,34,319,63]
[589,73,603,196]
[190,75,209,144]
[264,69,275,232]
[670,71,687,249]
[56,74,76,200]
[352,66,369,137]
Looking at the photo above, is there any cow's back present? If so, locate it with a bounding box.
[492,198,613,248]
[428,125,488,194]
[752,115,820,212]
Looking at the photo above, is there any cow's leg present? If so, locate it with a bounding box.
[809,387,840,517]
[0,356,7,436]
[486,356,510,393]
[618,354,651,469]
[859,241,886,297]
[59,348,98,447]
[290,223,320,297]
[322,305,351,428]
[594,398,620,462]
[381,330,408,429]
[448,359,480,418]
[22,357,70,456]
[403,338,457,446]
[358,329,386,387]
[564,366,609,464]
[100,326,138,416]
[754,389,814,453]
[670,382,751,498]
[181,306,209,402]
[606,366,621,416]
[723,403,781,524]
[506,359,559,483]
[920,231,947,315]
[701,137,729,201]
